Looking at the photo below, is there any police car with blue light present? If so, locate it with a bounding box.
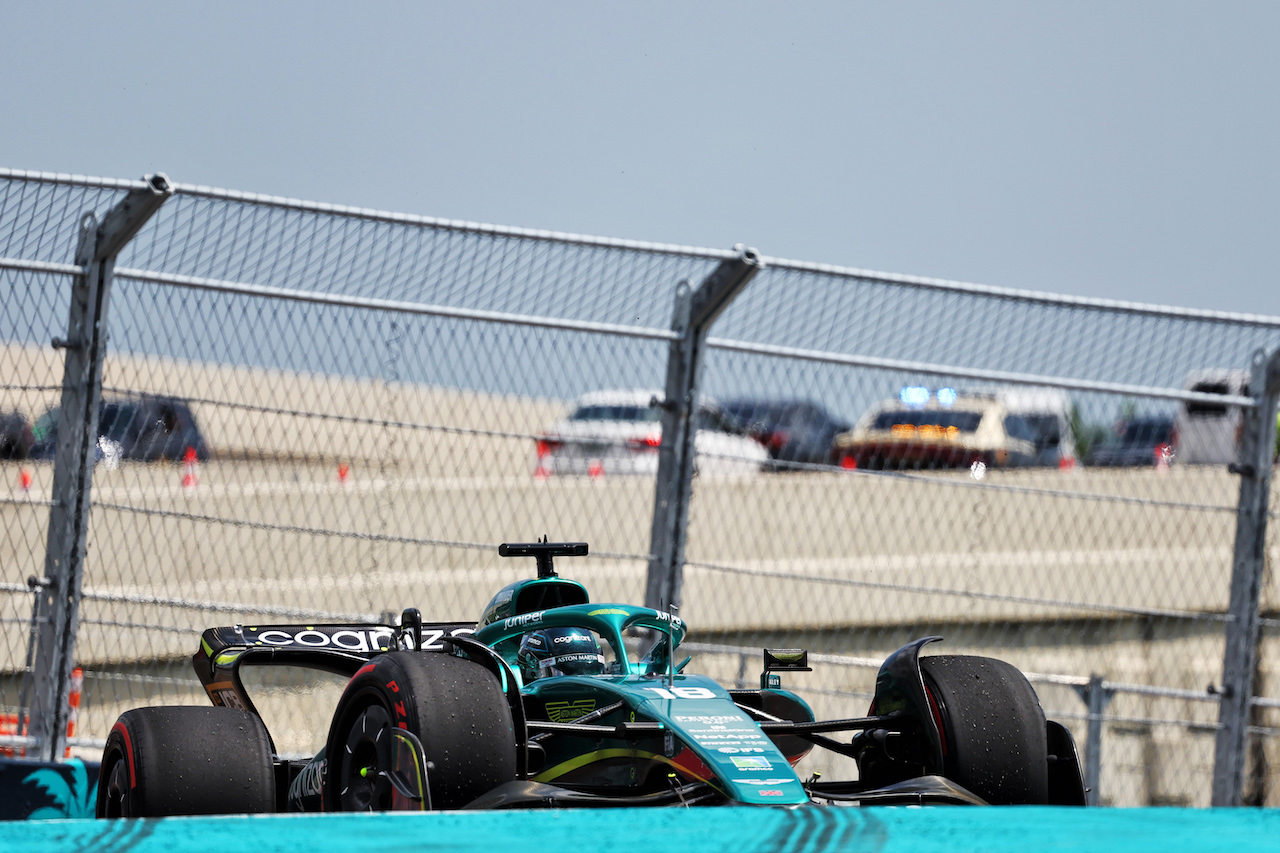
[833,386,1075,475]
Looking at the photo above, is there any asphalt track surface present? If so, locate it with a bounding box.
[4,807,1279,853]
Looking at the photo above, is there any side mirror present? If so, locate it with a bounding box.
[761,648,811,689]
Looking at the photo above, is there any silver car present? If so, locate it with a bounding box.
[535,389,768,477]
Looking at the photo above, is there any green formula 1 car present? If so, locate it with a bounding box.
[96,542,1086,816]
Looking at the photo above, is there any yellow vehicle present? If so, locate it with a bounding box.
[833,387,1072,472]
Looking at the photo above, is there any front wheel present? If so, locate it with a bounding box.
[324,652,516,811]
[919,654,1049,805]
[96,706,275,817]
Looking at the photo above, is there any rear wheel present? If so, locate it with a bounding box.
[325,652,516,811]
[919,655,1049,804]
[96,706,275,817]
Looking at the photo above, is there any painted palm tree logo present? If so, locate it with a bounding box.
[23,759,97,819]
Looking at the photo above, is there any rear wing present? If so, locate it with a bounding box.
[193,621,475,715]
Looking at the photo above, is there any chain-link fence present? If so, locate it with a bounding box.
[686,261,1280,806]
[2,169,1278,807]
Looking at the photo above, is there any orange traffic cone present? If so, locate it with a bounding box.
[0,713,23,757]
[181,447,198,491]
[338,463,350,487]
[19,468,32,491]
[588,460,604,478]
[534,439,552,479]
[64,667,82,758]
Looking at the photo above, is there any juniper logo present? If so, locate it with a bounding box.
[503,611,546,630]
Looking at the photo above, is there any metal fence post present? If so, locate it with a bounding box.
[1212,345,1280,806]
[24,174,172,761]
[1074,674,1114,807]
[645,246,762,610]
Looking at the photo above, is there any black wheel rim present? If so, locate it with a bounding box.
[338,703,393,812]
[102,752,130,818]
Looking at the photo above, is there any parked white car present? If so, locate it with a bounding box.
[535,389,768,476]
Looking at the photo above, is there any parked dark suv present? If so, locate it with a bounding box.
[720,399,850,469]
[0,411,35,459]
[32,395,210,462]
[1085,416,1176,468]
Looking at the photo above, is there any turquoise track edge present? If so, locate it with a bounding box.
[4,806,1279,853]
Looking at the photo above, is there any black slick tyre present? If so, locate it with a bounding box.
[918,654,1049,805]
[324,651,516,811]
[96,705,275,818]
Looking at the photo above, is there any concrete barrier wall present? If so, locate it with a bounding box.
[4,457,1269,662]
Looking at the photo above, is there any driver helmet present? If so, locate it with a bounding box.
[517,627,606,683]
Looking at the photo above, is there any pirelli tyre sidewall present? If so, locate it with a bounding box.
[324,651,516,811]
[918,654,1050,805]
[96,705,275,818]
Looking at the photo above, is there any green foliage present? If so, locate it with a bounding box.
[1069,404,1110,461]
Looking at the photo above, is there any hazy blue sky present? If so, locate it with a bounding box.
[3,2,1277,316]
